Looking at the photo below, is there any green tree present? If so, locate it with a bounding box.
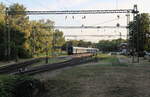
[29,20,54,57]
[8,3,31,58]
[96,39,126,52]
[0,3,6,60]
[139,13,150,51]
[53,29,65,48]
[0,3,65,60]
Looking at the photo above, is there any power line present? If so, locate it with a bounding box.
[92,18,121,26]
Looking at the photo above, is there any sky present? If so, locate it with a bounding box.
[1,0,150,42]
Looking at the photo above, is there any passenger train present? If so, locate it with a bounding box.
[67,46,99,55]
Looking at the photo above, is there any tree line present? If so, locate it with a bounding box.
[0,3,65,60]
[61,39,126,52]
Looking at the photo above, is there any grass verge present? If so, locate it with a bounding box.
[39,62,150,97]
[97,54,128,66]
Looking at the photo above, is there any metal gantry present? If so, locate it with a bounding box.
[130,5,139,63]
[54,26,128,29]
[7,9,137,15]
[42,26,128,29]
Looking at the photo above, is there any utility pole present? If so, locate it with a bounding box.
[4,8,8,59]
[136,14,140,63]
[126,13,130,54]
[133,5,140,63]
[7,9,11,61]
[5,7,11,61]
[132,4,139,63]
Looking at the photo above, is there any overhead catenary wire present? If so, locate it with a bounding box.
[91,16,125,26]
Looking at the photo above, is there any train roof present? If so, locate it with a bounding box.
[73,46,99,50]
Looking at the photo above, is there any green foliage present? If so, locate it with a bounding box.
[53,29,65,47]
[0,75,35,97]
[0,3,6,60]
[96,39,126,52]
[0,3,30,60]
[0,3,66,60]
[0,76,15,97]
[29,20,53,57]
[140,13,150,51]
[53,29,65,52]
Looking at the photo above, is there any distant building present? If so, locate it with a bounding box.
[119,43,128,54]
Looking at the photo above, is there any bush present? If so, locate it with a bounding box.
[0,75,40,97]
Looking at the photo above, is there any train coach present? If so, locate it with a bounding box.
[67,46,99,55]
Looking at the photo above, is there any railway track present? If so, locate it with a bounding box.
[15,54,95,75]
[0,55,72,74]
[0,53,96,75]
[0,57,46,74]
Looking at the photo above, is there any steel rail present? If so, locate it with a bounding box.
[15,55,95,75]
[0,57,45,74]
